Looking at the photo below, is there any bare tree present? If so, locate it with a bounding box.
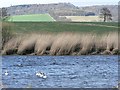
[100,7,112,22]
[2,8,8,17]
[0,8,10,21]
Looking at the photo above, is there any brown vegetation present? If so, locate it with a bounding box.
[1,32,119,55]
[2,22,14,46]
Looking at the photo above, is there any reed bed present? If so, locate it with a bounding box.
[2,32,119,55]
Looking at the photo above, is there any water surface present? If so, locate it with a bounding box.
[2,55,118,88]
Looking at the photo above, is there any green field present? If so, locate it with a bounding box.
[6,14,55,22]
[4,22,117,34]
[82,22,118,27]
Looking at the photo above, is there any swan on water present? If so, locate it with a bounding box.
[5,70,8,76]
[36,71,47,79]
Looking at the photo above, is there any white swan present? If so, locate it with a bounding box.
[36,72,47,79]
[5,70,8,76]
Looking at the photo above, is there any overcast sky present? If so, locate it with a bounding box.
[0,0,119,8]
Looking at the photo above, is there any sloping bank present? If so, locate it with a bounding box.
[1,32,119,55]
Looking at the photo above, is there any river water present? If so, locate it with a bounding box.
[2,55,118,88]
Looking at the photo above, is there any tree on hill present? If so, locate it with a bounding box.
[99,7,112,22]
[0,8,10,21]
[2,8,8,17]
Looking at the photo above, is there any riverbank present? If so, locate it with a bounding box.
[1,32,119,55]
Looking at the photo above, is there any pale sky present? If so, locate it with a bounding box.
[0,0,119,8]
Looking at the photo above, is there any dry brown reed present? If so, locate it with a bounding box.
[50,33,80,55]
[2,36,22,55]
[35,34,54,55]
[1,32,119,55]
[78,34,95,55]
[17,34,38,55]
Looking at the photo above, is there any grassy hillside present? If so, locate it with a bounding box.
[6,14,55,22]
[3,22,118,34]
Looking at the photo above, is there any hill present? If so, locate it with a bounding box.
[3,3,118,21]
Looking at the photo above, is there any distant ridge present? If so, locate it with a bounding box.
[5,3,118,21]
